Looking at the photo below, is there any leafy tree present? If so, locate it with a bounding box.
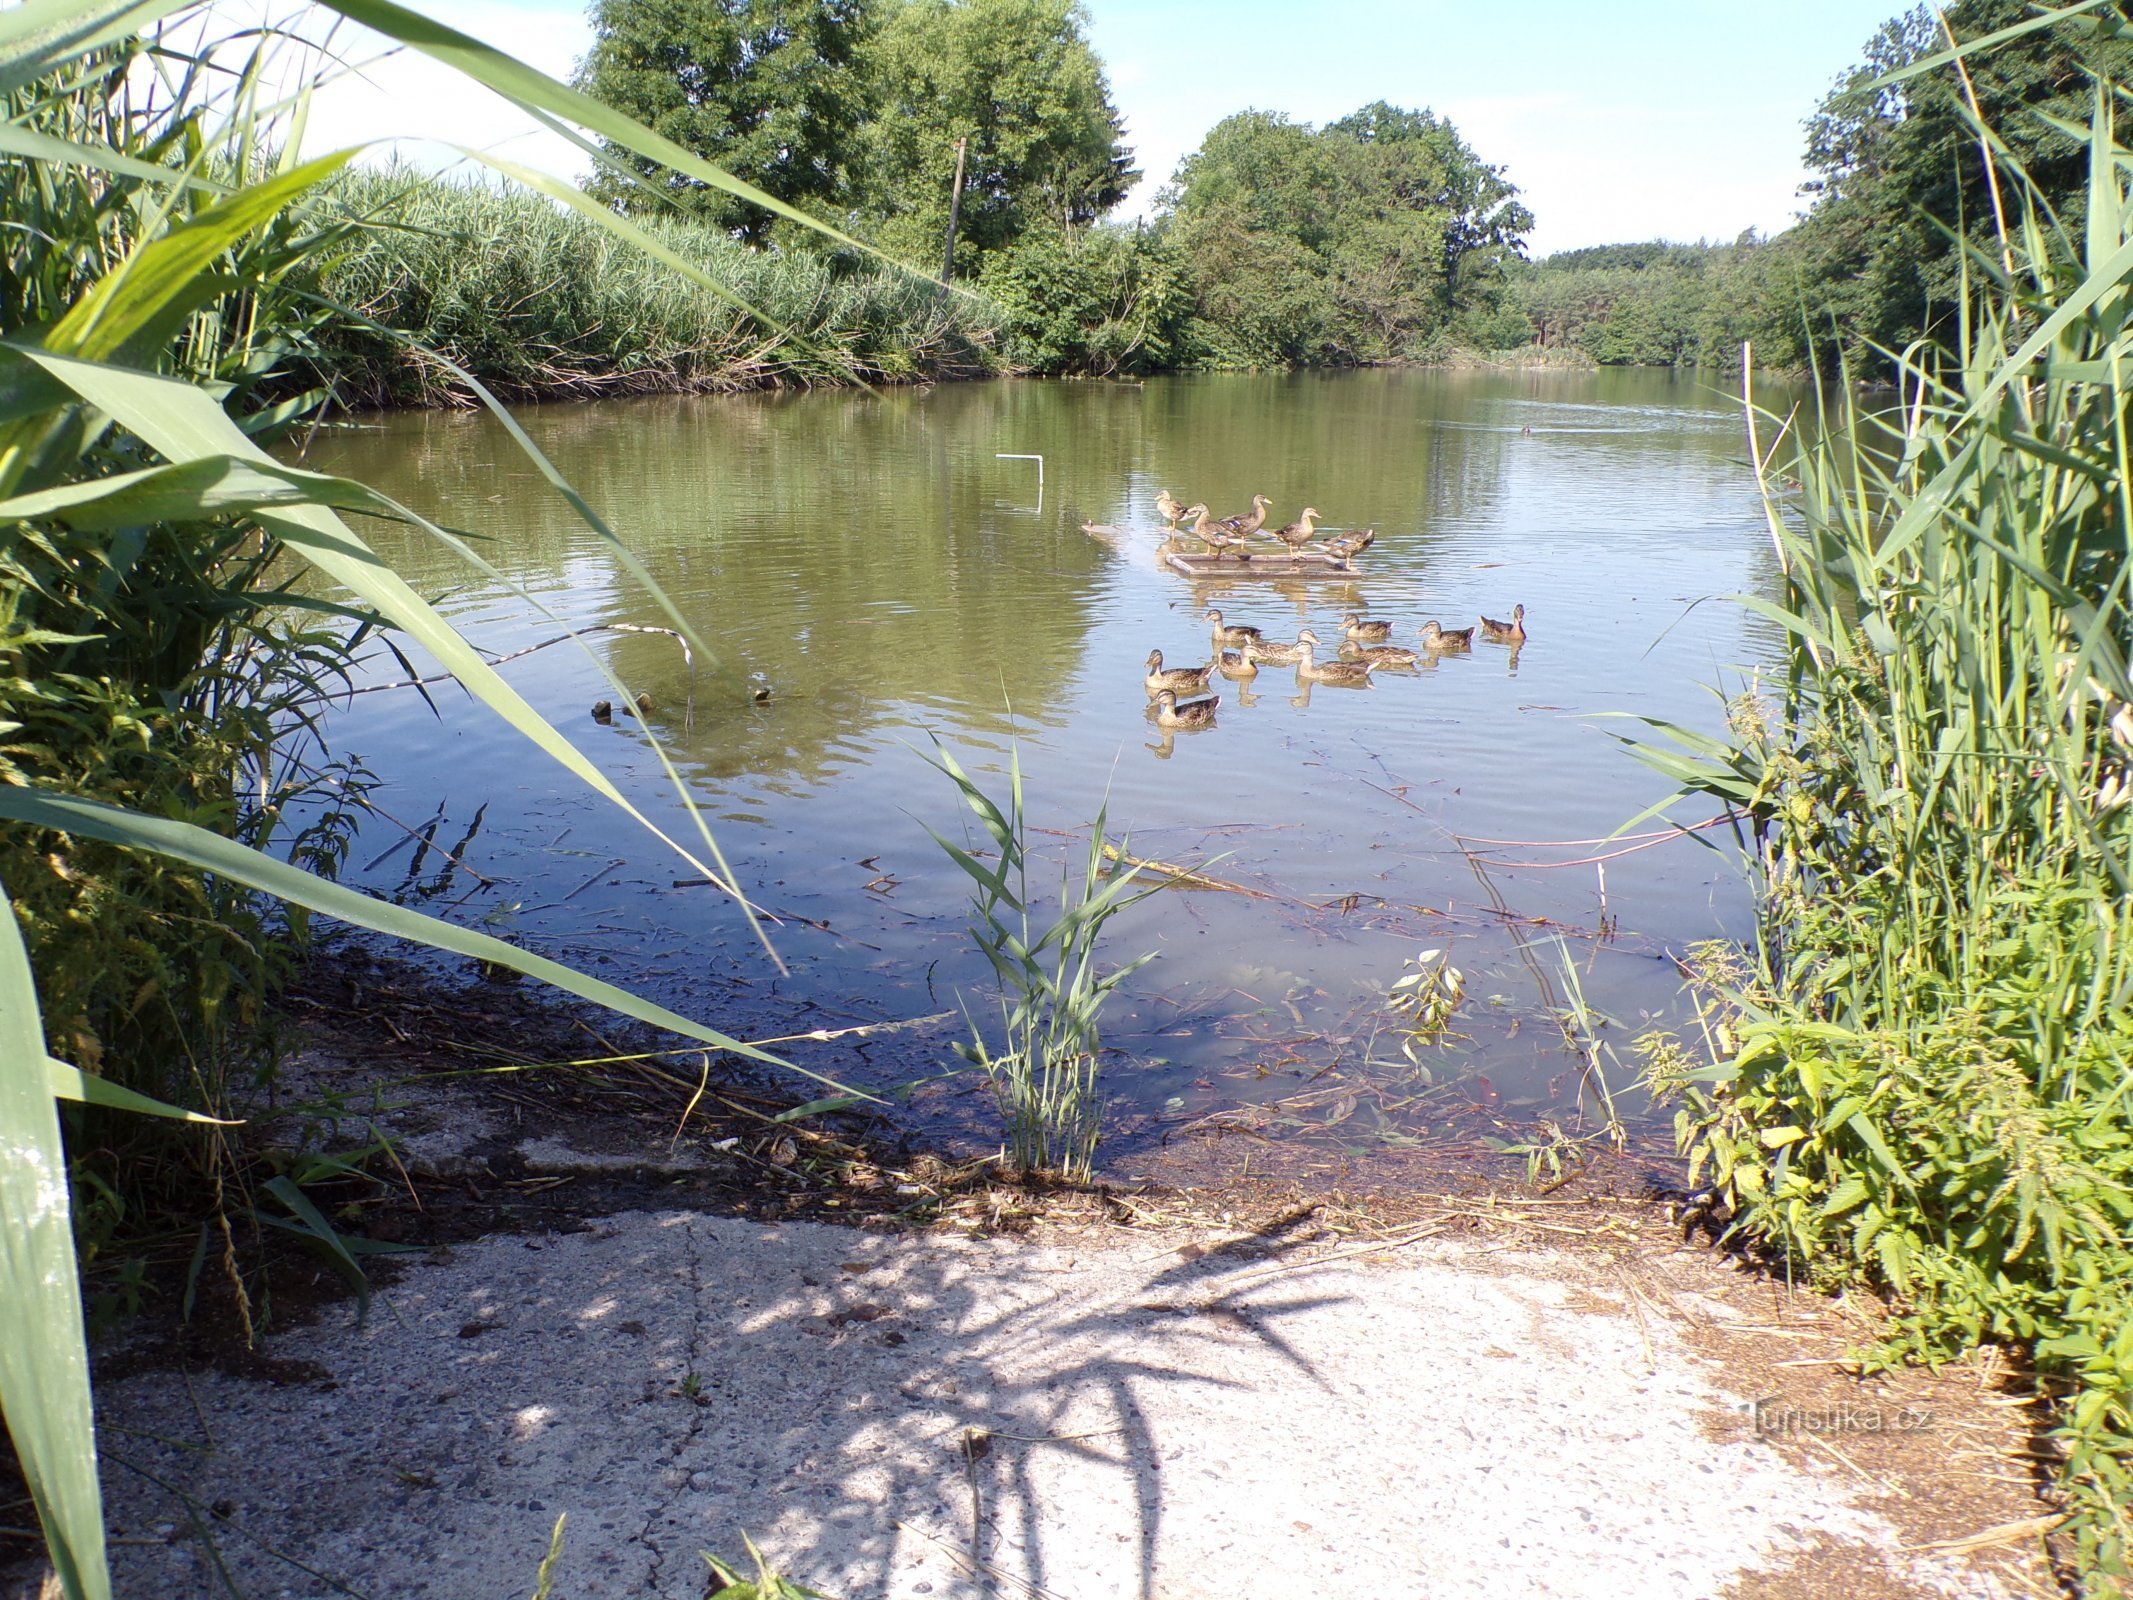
[1162,103,1531,366]
[856,0,1136,275]
[576,0,875,244]
[1791,0,2133,363]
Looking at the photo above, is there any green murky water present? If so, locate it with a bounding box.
[305,367,1785,1171]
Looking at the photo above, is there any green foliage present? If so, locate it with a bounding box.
[1,3,889,1594]
[1162,101,1531,367]
[316,167,999,404]
[1627,87,2133,1584]
[1509,235,1813,369]
[924,739,1158,1181]
[1790,0,2133,366]
[857,0,1135,274]
[975,223,1189,374]
[577,0,874,244]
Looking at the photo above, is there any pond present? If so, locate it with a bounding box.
[302,366,1787,1180]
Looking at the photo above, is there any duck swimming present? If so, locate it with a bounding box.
[1294,630,1376,685]
[1145,648,1214,696]
[1341,612,1394,644]
[1203,608,1266,647]
[1152,687,1220,729]
[1478,603,1527,644]
[1420,620,1475,652]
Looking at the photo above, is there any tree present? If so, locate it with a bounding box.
[1791,0,2133,363]
[576,0,875,245]
[856,0,1137,274]
[1162,102,1531,366]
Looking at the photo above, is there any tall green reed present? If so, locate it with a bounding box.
[0,3,907,1593]
[924,740,1159,1181]
[1628,25,2133,1581]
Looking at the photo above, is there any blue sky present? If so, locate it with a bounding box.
[296,0,1908,254]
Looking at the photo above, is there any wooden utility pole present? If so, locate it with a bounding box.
[941,136,969,283]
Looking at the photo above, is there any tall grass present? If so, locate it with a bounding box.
[1629,31,2133,1584]
[0,3,897,1594]
[925,741,1157,1181]
[320,170,1000,406]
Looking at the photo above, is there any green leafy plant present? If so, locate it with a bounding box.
[0,4,907,1596]
[1387,945,1465,1062]
[1624,18,2133,1582]
[924,739,1159,1181]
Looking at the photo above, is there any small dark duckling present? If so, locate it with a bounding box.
[591,699,614,723]
[1152,687,1219,729]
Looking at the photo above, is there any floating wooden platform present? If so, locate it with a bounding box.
[1079,524,1361,577]
[1159,547,1355,577]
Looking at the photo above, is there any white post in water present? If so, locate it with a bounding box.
[997,453,1043,512]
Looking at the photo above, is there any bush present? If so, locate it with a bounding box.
[976,226,1191,375]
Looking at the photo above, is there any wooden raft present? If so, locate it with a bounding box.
[1079,523,1361,577]
[1159,546,1354,577]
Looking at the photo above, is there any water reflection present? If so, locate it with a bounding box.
[303,367,1795,1171]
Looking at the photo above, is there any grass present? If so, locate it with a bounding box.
[0,4,902,1595]
[924,739,1159,1182]
[1626,25,2133,1585]
[318,169,1001,406]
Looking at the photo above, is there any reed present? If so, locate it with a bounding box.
[924,740,1159,1181]
[1628,31,2133,1582]
[318,169,1001,406]
[0,5,890,1594]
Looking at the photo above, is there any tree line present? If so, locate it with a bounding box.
[1517,0,2133,373]
[561,0,2133,378]
[576,0,1534,375]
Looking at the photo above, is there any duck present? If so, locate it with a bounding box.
[1294,630,1376,685]
[1420,620,1476,652]
[1245,629,1314,665]
[1217,647,1260,679]
[1183,504,1254,559]
[1145,648,1214,696]
[1217,494,1272,537]
[1203,608,1265,647]
[1156,489,1187,528]
[1266,507,1322,553]
[1321,525,1376,560]
[1339,641,1420,668]
[1341,612,1394,644]
[1152,687,1219,729]
[1478,603,1527,644]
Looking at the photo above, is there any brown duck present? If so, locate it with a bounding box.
[1218,493,1272,537]
[1478,603,1527,644]
[1145,648,1213,696]
[1341,612,1394,644]
[1339,641,1420,667]
[1322,525,1376,560]
[1294,630,1376,685]
[1152,687,1220,729]
[1266,507,1321,552]
[1217,647,1260,679]
[1183,504,1253,559]
[1420,620,1475,652]
[1245,629,1314,665]
[1203,608,1265,647]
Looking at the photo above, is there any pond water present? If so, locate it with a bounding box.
[302,367,1787,1177]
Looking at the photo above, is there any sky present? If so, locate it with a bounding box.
[290,0,1911,255]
